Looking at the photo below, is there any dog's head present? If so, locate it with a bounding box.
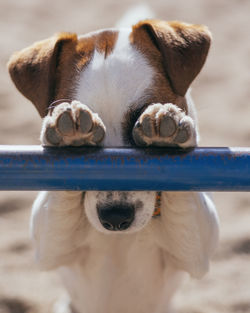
[8,20,211,234]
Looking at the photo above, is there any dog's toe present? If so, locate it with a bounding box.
[159,115,177,137]
[45,127,62,145]
[41,101,106,146]
[141,115,154,138]
[92,124,105,143]
[77,109,93,134]
[57,110,75,136]
[132,103,196,148]
[132,121,147,146]
[174,122,191,144]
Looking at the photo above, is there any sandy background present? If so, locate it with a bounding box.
[0,0,250,312]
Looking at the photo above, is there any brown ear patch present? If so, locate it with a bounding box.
[8,33,78,117]
[8,30,118,117]
[130,20,187,114]
[76,30,118,67]
[131,20,212,97]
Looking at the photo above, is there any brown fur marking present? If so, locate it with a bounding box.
[132,20,211,97]
[76,30,118,69]
[8,33,78,117]
[121,20,211,145]
[8,30,118,117]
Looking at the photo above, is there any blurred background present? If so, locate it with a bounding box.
[0,0,250,312]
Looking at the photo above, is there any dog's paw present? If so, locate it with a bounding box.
[132,103,197,148]
[41,101,106,146]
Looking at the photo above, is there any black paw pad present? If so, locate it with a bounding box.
[159,115,176,137]
[174,126,190,144]
[45,127,61,145]
[92,125,105,143]
[57,111,74,136]
[78,110,93,134]
[141,116,154,138]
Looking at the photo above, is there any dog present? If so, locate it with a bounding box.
[8,9,219,313]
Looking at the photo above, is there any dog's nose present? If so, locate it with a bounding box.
[97,201,135,231]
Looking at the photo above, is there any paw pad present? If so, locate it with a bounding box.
[132,103,196,148]
[159,115,177,137]
[77,109,93,134]
[57,111,75,136]
[41,101,106,146]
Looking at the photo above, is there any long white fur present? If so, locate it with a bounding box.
[30,8,219,313]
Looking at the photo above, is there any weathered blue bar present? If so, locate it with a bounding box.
[0,145,249,191]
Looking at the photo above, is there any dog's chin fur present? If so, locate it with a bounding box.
[84,191,156,234]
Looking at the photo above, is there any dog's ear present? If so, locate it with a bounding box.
[132,20,211,96]
[8,33,78,117]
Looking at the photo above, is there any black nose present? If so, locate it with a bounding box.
[97,201,135,231]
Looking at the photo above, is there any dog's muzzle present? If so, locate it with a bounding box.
[97,201,135,231]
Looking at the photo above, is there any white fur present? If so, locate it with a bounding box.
[76,28,154,146]
[31,191,219,313]
[31,9,219,313]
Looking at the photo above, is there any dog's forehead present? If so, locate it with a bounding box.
[77,28,119,58]
[75,27,177,110]
[76,28,155,106]
[75,28,156,145]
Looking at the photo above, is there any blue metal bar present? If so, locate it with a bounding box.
[0,145,249,191]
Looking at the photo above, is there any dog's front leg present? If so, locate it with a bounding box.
[152,192,219,278]
[31,100,106,270]
[40,100,106,147]
[132,102,197,148]
[132,102,219,277]
[30,191,89,270]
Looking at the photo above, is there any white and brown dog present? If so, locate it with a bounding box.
[8,12,219,313]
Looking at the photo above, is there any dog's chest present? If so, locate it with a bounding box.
[76,29,154,146]
[59,231,176,313]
